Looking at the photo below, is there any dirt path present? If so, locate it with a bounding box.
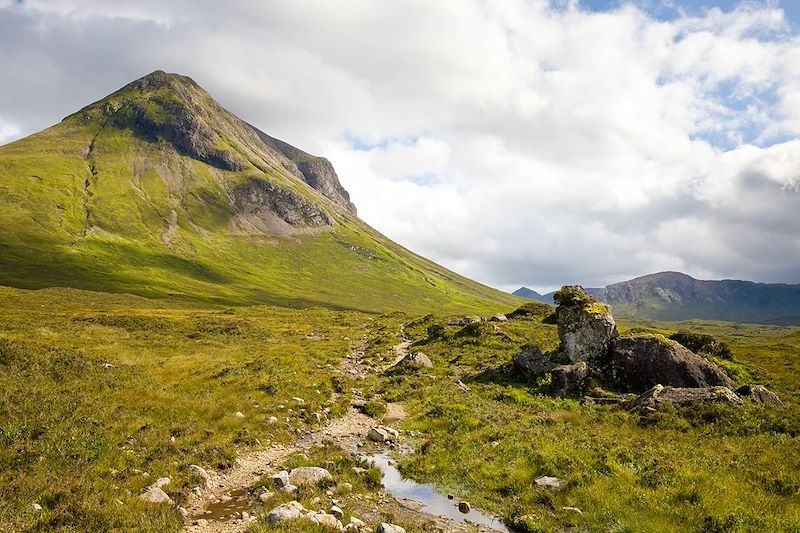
[183,332,506,533]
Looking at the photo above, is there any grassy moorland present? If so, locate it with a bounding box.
[1,285,798,532]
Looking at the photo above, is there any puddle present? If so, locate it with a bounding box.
[369,453,511,532]
[197,488,255,522]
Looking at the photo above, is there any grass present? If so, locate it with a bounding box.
[359,307,800,533]
[0,289,798,532]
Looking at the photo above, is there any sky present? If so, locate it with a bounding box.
[1,0,799,293]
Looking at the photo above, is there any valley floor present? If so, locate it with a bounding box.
[1,286,799,532]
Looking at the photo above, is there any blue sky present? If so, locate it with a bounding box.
[581,0,800,26]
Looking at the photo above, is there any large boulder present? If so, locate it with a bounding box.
[555,287,618,364]
[632,384,743,408]
[550,362,588,396]
[609,335,734,393]
[512,346,556,377]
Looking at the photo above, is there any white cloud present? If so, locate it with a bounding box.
[0,117,20,144]
[1,0,800,292]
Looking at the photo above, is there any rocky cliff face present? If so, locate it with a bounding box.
[254,130,357,215]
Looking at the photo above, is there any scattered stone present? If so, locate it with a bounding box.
[632,384,743,408]
[150,477,171,489]
[534,475,566,489]
[394,352,433,370]
[556,288,618,364]
[178,507,189,518]
[271,470,290,488]
[32,503,42,512]
[458,501,471,513]
[289,466,333,487]
[195,518,208,527]
[349,516,366,527]
[259,491,274,503]
[309,511,344,530]
[336,482,353,493]
[550,361,589,396]
[489,313,508,322]
[114,499,123,506]
[447,494,454,500]
[292,397,306,405]
[330,505,344,518]
[189,465,209,486]
[138,487,172,504]
[369,427,389,442]
[234,411,245,419]
[737,384,784,407]
[562,506,583,514]
[351,467,368,475]
[377,524,407,533]
[267,416,279,424]
[267,501,305,524]
[282,484,298,494]
[610,335,734,392]
[512,346,556,377]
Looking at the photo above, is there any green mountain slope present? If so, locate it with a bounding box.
[515,271,800,324]
[0,70,521,313]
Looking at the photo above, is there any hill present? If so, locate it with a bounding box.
[0,70,521,313]
[515,271,800,324]
[511,286,544,300]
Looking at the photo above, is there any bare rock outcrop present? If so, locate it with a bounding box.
[736,384,784,407]
[550,362,588,396]
[609,335,735,393]
[554,286,618,364]
[632,384,743,408]
[512,346,556,377]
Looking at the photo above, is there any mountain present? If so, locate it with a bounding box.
[0,70,521,313]
[512,286,545,301]
[515,271,800,324]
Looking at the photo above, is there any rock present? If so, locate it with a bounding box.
[282,484,298,494]
[189,464,209,486]
[550,362,588,396]
[195,518,208,527]
[351,466,368,475]
[534,475,566,489]
[259,491,274,503]
[267,501,305,524]
[289,466,333,487]
[562,506,583,514]
[349,516,366,527]
[234,411,245,418]
[267,416,279,424]
[378,524,407,533]
[309,511,344,530]
[139,487,172,504]
[490,313,508,322]
[242,511,250,520]
[271,470,290,488]
[330,505,344,518]
[458,501,471,513]
[512,346,556,377]
[292,397,306,405]
[633,384,743,408]
[369,427,389,442]
[610,336,735,392]
[178,507,189,517]
[556,291,618,364]
[737,385,784,407]
[336,482,353,493]
[150,477,170,489]
[394,352,433,370]
[32,503,42,512]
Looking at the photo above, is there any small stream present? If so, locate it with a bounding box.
[369,453,511,532]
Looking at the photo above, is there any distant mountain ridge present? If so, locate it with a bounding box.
[515,271,800,325]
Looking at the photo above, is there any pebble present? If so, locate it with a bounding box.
[458,501,471,513]
[234,411,245,418]
[32,503,42,512]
